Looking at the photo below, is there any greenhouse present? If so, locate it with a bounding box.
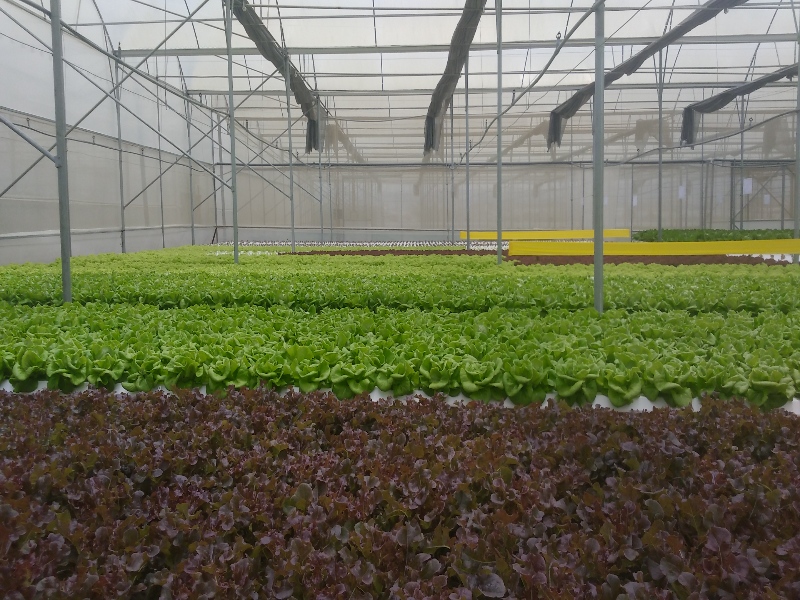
[2,0,800,597]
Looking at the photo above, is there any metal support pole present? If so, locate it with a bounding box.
[155,59,166,249]
[630,165,634,235]
[328,146,334,242]
[210,111,219,233]
[114,46,126,254]
[686,165,690,228]
[450,99,455,244]
[582,167,586,229]
[217,113,227,233]
[50,0,72,303]
[496,0,503,265]
[709,160,715,228]
[700,115,705,230]
[443,135,447,238]
[730,165,735,229]
[570,119,575,230]
[657,49,663,241]
[318,94,324,243]
[795,29,800,263]
[739,102,745,230]
[285,54,296,253]
[465,54,471,250]
[781,164,786,229]
[225,0,239,263]
[186,99,195,246]
[593,0,605,313]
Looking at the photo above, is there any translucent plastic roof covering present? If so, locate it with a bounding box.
[5,0,800,165]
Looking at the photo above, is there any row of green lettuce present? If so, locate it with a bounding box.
[633,228,799,242]
[2,302,798,409]
[1,249,798,313]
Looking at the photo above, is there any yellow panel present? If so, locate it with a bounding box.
[509,242,595,256]
[460,229,630,241]
[509,240,800,257]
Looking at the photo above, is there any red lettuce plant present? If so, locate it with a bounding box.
[1,389,799,599]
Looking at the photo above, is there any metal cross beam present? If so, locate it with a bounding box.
[117,33,797,58]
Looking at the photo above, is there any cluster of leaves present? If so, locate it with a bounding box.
[2,303,800,408]
[632,229,797,243]
[1,389,799,598]
[2,249,800,314]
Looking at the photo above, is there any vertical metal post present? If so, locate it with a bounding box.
[700,115,705,230]
[285,54,296,253]
[552,167,557,229]
[570,119,575,229]
[225,0,239,263]
[317,94,324,243]
[629,165,634,235]
[730,165,735,229]
[795,31,800,263]
[217,113,227,232]
[50,0,72,303]
[186,99,195,246]
[709,160,715,228]
[210,111,219,233]
[436,124,450,237]
[450,99,455,244]
[581,166,586,229]
[593,0,605,313]
[114,46,126,254]
[496,0,503,265]
[328,145,334,241]
[155,61,166,249]
[260,136,266,227]
[657,49,663,241]
[739,102,745,231]
[781,164,786,230]
[465,54,471,250]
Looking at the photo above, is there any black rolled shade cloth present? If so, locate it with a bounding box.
[424,0,488,154]
[232,0,364,161]
[232,0,317,152]
[681,63,798,147]
[547,0,749,150]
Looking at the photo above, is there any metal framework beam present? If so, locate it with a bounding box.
[0,114,58,163]
[117,33,796,58]
[188,80,798,97]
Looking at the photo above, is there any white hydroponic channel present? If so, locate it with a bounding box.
[2,380,799,415]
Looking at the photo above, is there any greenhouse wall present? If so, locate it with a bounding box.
[0,108,216,265]
[212,160,797,245]
[3,114,797,262]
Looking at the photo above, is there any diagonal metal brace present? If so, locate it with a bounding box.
[0,114,59,165]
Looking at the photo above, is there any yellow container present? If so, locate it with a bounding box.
[460,229,630,241]
[508,239,800,256]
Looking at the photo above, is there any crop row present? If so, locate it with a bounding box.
[2,303,798,408]
[4,389,799,597]
[2,250,799,313]
[633,228,798,242]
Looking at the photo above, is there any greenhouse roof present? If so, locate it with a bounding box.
[3,0,799,164]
